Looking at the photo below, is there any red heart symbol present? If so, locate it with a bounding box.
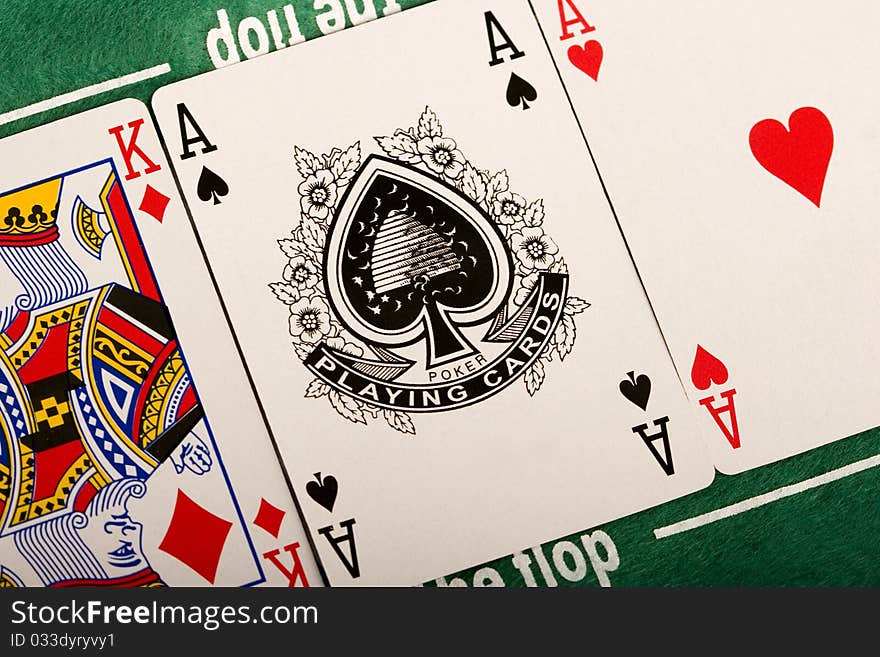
[691,345,729,391]
[749,107,833,207]
[567,40,603,81]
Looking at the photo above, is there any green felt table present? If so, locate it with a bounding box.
[1,0,877,587]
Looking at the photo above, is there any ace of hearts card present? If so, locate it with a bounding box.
[152,0,715,585]
[0,99,319,588]
[529,0,880,474]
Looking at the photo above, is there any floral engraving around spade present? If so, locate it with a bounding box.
[270,108,589,434]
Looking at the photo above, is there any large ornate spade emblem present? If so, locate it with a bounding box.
[271,108,589,434]
[325,156,511,369]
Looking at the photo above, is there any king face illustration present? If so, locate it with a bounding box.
[0,169,213,586]
[272,108,589,434]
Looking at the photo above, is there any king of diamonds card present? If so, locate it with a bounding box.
[0,100,318,588]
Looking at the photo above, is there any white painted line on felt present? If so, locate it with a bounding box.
[654,452,880,539]
[0,63,171,126]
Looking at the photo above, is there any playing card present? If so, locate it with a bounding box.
[529,0,880,474]
[152,0,713,585]
[0,99,319,588]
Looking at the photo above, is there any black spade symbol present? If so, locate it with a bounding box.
[619,371,652,410]
[306,472,338,512]
[506,72,538,110]
[325,156,512,368]
[197,166,229,205]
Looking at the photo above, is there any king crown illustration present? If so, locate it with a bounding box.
[0,178,62,246]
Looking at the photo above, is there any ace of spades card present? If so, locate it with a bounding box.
[0,100,319,588]
[152,0,714,585]
[530,0,880,474]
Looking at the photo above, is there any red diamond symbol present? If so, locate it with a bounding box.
[138,184,170,223]
[253,497,286,538]
[158,490,232,584]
